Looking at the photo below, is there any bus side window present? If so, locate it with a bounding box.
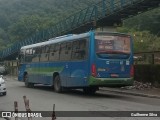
[35,47,41,54]
[49,44,60,61]
[60,43,66,61]
[60,42,71,61]
[25,48,33,62]
[32,47,41,62]
[49,44,55,52]
[46,45,50,53]
[71,41,79,60]
[73,41,79,50]
[20,50,25,63]
[40,45,49,62]
[66,42,72,60]
[71,39,87,60]
[79,39,87,59]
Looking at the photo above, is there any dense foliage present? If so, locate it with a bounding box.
[0,0,100,50]
[117,8,160,52]
[0,0,159,52]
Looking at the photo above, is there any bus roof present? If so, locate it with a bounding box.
[21,32,91,50]
[20,31,130,50]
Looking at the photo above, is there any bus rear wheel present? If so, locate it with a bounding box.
[54,75,62,93]
[83,87,98,95]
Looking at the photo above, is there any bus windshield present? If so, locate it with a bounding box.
[95,34,131,59]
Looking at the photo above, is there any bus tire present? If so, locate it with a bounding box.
[83,87,97,95]
[24,74,29,87]
[29,83,34,88]
[54,75,62,93]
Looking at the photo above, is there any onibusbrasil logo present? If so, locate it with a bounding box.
[2,112,42,118]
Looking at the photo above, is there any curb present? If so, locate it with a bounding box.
[100,88,160,99]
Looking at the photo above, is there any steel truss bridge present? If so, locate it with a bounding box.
[0,0,160,60]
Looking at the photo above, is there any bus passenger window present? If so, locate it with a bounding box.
[72,41,79,60]
[71,39,87,60]
[32,47,41,62]
[25,48,33,62]
[49,44,55,52]
[46,45,50,53]
[66,42,72,59]
[60,42,71,61]
[41,46,46,53]
[49,44,60,61]
[60,43,66,61]
[79,39,87,58]
[40,46,49,62]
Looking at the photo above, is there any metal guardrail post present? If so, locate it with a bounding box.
[52,104,56,120]
[14,101,18,120]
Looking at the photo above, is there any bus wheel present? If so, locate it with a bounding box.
[24,74,29,87]
[83,87,97,95]
[54,75,62,93]
[24,74,34,88]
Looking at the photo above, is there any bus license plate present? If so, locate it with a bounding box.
[110,74,119,78]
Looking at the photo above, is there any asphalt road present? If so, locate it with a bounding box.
[0,76,160,120]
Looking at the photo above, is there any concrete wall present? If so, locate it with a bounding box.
[4,60,19,76]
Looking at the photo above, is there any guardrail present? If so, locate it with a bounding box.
[134,51,160,64]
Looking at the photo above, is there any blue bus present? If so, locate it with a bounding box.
[18,31,134,94]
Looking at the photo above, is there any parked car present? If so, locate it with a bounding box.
[0,75,6,96]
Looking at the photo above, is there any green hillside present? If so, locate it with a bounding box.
[0,0,159,52]
[0,0,100,50]
[118,7,160,52]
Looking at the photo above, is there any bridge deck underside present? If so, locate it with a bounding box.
[70,0,160,33]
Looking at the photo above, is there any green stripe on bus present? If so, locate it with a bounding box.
[27,66,64,75]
